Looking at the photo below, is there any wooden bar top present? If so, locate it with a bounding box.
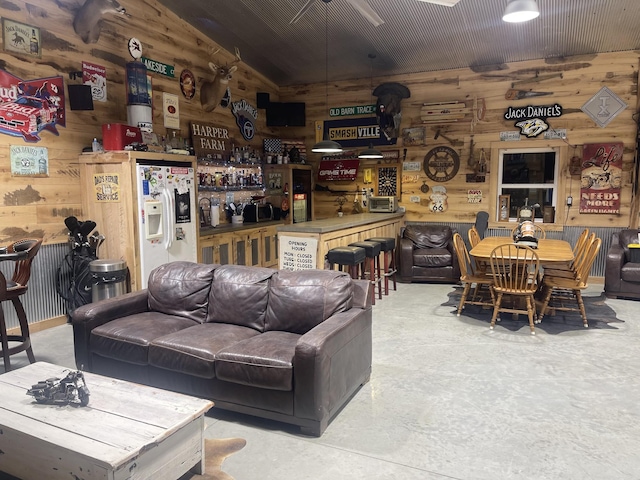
[277,212,405,234]
[200,220,284,237]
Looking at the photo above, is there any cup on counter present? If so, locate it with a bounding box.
[231,215,244,225]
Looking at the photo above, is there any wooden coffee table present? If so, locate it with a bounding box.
[0,362,213,480]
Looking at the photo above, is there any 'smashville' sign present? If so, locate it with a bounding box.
[190,121,232,158]
[324,117,397,148]
[504,103,563,138]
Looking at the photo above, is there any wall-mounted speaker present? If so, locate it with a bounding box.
[68,84,94,111]
[257,92,270,109]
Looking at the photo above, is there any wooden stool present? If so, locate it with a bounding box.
[366,237,397,295]
[349,241,382,304]
[326,246,366,281]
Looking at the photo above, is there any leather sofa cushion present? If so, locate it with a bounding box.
[207,265,274,331]
[404,224,452,249]
[215,331,300,391]
[413,247,452,267]
[90,312,197,365]
[621,263,640,283]
[265,270,353,334]
[148,262,218,323]
[148,323,260,378]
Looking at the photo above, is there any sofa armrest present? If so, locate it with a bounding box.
[293,306,372,424]
[605,243,625,293]
[72,289,150,371]
[351,279,372,309]
[398,237,415,280]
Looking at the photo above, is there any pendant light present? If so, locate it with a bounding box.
[312,0,343,154]
[502,0,540,23]
[359,53,383,160]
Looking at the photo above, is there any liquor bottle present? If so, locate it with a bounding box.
[30,29,38,55]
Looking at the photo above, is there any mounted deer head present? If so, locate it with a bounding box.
[200,47,241,112]
[73,0,129,44]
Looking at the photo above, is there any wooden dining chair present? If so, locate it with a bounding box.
[468,226,481,248]
[452,233,494,316]
[511,223,546,239]
[0,238,42,371]
[489,243,540,335]
[542,232,595,279]
[537,236,602,328]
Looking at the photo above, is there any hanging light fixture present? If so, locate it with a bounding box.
[312,0,343,153]
[359,53,383,160]
[502,0,539,23]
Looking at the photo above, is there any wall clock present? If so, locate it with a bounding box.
[423,146,460,182]
[376,164,400,196]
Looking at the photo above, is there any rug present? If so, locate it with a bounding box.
[443,286,624,333]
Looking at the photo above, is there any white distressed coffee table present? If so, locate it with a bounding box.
[0,362,213,480]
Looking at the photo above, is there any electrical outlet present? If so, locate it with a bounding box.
[566,196,573,206]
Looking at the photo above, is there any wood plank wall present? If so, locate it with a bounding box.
[279,52,639,229]
[0,0,281,245]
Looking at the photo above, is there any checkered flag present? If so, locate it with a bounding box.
[263,138,282,154]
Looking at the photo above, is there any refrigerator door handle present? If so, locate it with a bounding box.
[162,187,174,251]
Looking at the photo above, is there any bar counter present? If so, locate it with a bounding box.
[277,212,405,270]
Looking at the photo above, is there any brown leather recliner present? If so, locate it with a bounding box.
[605,229,640,299]
[398,224,459,283]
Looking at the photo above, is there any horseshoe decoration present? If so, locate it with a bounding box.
[424,146,460,182]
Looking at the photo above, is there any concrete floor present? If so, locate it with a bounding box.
[2,282,640,480]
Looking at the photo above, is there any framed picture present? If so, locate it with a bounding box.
[402,127,426,146]
[2,19,41,57]
[376,163,401,197]
[498,194,510,222]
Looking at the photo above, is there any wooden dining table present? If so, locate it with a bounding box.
[470,237,574,265]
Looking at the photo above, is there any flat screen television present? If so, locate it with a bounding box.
[266,102,306,127]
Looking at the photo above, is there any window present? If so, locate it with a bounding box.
[497,147,558,221]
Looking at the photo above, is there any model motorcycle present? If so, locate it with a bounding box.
[26,369,90,406]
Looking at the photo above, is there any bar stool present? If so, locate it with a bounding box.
[366,237,397,295]
[349,241,383,304]
[326,245,366,281]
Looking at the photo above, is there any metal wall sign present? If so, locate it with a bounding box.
[504,103,563,138]
[190,121,231,158]
[141,57,175,77]
[10,145,48,176]
[579,143,623,214]
[329,104,375,117]
[581,86,627,128]
[231,99,258,141]
[423,146,460,182]
[323,117,397,147]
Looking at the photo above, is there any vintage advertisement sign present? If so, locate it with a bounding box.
[279,235,318,271]
[323,117,397,147]
[318,158,360,181]
[10,145,48,176]
[83,61,106,102]
[93,173,120,202]
[190,122,231,158]
[0,69,65,142]
[163,92,180,129]
[579,143,623,214]
[2,19,40,57]
[504,103,563,138]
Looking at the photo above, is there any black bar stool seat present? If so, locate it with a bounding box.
[349,241,382,303]
[327,246,366,281]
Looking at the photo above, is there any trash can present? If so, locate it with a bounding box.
[89,259,128,302]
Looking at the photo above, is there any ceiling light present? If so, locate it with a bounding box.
[358,144,384,159]
[502,0,539,23]
[312,0,343,154]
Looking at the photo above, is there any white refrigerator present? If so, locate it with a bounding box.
[136,160,198,288]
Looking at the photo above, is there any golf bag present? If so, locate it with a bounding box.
[56,216,101,320]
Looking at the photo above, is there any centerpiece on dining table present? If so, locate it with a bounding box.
[512,199,540,248]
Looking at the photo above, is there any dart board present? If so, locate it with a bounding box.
[376,164,400,197]
[423,146,460,182]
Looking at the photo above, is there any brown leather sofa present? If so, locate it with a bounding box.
[398,224,459,283]
[72,262,372,436]
[605,229,640,300]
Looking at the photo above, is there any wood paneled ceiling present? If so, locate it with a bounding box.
[156,0,640,86]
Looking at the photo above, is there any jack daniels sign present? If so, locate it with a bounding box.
[504,103,563,138]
